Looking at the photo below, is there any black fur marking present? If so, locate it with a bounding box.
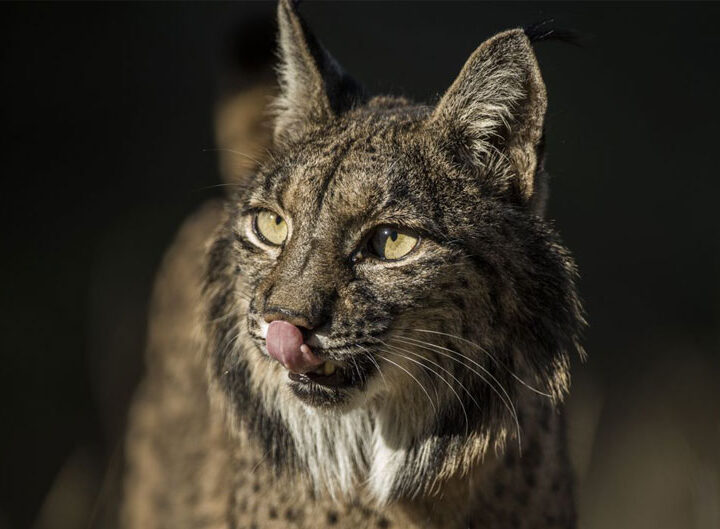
[524,20,584,47]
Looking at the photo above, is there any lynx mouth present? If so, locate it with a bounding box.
[287,360,351,388]
[249,319,379,404]
[284,351,377,407]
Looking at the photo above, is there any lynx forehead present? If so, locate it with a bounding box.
[121,1,586,527]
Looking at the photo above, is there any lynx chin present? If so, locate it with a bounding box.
[121,1,586,528]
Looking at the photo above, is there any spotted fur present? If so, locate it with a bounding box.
[122,1,585,527]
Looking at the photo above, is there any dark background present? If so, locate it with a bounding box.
[1,2,718,528]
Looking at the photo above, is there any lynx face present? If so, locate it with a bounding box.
[239,111,492,409]
[204,0,584,501]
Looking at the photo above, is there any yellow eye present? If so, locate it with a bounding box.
[370,226,419,261]
[253,210,288,246]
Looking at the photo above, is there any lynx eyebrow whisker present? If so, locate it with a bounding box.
[193,182,254,194]
[202,147,264,167]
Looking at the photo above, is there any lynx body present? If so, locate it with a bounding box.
[121,2,585,528]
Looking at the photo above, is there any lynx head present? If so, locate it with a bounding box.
[205,0,584,503]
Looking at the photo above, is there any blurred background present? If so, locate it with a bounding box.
[1,2,718,528]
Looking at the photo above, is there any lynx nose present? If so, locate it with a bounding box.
[265,320,322,373]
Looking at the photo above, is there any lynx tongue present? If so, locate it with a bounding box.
[266,320,322,373]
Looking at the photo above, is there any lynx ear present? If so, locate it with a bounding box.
[274,0,365,143]
[432,29,547,211]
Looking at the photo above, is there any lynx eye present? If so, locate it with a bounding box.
[253,210,288,246]
[369,226,419,261]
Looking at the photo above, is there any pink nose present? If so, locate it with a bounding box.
[265,320,322,373]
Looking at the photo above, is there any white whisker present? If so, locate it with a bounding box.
[401,328,552,398]
[375,353,437,415]
[380,342,471,436]
[391,333,522,452]
[357,346,388,391]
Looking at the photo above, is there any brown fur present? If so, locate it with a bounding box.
[121,2,585,527]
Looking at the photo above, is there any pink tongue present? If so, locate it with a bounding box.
[266,320,322,373]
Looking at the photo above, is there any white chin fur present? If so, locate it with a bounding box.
[249,329,426,503]
[256,364,401,503]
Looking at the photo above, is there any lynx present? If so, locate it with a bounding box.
[121,1,585,528]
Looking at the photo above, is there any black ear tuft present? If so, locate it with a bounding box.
[524,20,584,47]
